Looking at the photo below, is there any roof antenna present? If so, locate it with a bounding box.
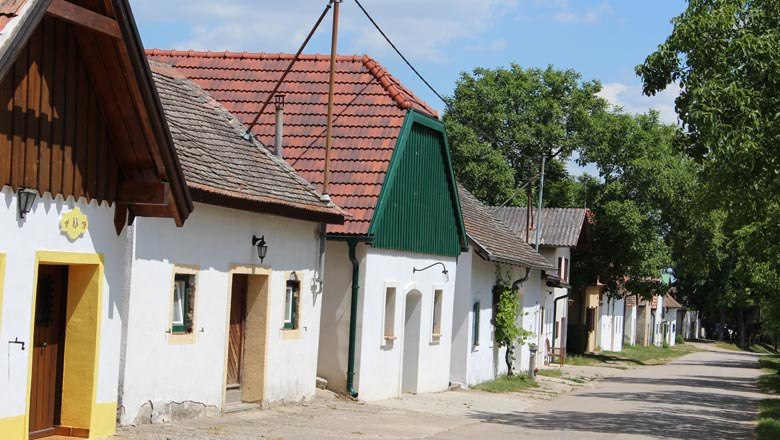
[321,0,342,203]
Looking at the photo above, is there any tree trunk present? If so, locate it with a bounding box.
[505,344,515,376]
[718,307,726,341]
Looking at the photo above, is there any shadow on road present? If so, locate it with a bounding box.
[466,406,753,440]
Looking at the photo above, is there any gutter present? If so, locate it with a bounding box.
[551,288,571,350]
[346,239,360,398]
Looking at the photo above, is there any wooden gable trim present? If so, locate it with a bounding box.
[46,0,121,39]
[0,0,193,233]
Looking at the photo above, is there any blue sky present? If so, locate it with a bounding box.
[131,0,686,174]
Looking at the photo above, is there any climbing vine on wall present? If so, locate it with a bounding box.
[493,264,534,376]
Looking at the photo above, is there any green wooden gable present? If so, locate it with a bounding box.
[369,111,467,257]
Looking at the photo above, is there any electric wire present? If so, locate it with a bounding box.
[243,3,332,138]
[353,0,447,104]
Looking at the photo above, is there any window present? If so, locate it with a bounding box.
[171,273,196,334]
[558,257,570,282]
[432,289,443,339]
[472,301,480,347]
[586,307,596,332]
[383,287,396,343]
[284,279,300,330]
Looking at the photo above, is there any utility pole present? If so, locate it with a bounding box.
[534,156,546,252]
[322,0,342,202]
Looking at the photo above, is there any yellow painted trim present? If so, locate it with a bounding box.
[0,253,6,330]
[89,402,117,439]
[24,251,107,440]
[0,415,25,439]
[167,264,200,345]
[224,265,272,406]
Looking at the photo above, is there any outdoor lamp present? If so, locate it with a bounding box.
[289,271,298,282]
[17,188,38,219]
[252,235,268,263]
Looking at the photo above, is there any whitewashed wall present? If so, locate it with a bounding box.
[119,202,322,425]
[625,304,637,346]
[0,187,125,421]
[665,308,680,347]
[651,296,664,347]
[451,249,509,388]
[599,296,625,352]
[317,240,364,395]
[513,267,544,373]
[350,248,456,401]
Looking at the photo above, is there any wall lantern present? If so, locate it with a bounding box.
[252,235,268,263]
[17,187,38,219]
[289,271,299,282]
[413,262,449,281]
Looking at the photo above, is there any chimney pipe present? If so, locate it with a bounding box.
[274,94,285,158]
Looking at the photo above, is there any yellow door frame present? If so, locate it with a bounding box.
[23,251,115,439]
[223,264,272,408]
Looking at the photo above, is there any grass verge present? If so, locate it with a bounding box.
[566,342,698,368]
[712,341,779,354]
[757,355,780,439]
[537,369,564,378]
[473,374,538,393]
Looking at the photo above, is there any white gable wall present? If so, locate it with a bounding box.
[354,248,456,401]
[119,202,323,425]
[599,296,625,352]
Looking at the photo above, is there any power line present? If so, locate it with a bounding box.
[353,0,447,105]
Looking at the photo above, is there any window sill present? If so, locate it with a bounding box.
[167,331,197,345]
[281,329,302,340]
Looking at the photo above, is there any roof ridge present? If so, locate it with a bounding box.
[146,48,367,63]
[146,49,439,117]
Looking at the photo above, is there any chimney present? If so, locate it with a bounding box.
[274,94,285,158]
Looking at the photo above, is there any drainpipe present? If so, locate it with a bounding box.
[346,239,359,398]
[274,95,285,158]
[551,288,571,349]
[313,223,326,295]
[511,267,531,292]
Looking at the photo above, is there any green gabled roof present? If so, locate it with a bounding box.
[368,111,467,257]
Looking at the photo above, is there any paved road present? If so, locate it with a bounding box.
[437,346,765,439]
[115,346,765,439]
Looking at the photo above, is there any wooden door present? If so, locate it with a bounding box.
[29,265,68,439]
[227,274,248,388]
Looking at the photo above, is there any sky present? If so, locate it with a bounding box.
[130,0,687,175]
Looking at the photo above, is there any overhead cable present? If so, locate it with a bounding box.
[353,0,447,104]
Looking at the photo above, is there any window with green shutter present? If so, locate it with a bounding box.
[172,273,196,334]
[284,280,300,330]
[472,301,481,347]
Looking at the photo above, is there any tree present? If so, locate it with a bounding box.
[637,0,780,342]
[444,64,609,206]
[574,110,693,298]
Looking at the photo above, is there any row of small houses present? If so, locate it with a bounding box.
[0,2,698,439]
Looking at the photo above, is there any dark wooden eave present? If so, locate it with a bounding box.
[0,0,193,232]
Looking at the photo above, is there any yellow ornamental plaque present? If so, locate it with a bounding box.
[60,207,89,240]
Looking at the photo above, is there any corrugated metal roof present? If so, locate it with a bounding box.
[492,207,587,248]
[145,50,437,236]
[459,185,554,269]
[369,113,466,257]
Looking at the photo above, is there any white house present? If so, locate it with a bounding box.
[599,295,625,352]
[144,51,469,401]
[493,208,589,362]
[663,294,683,347]
[452,186,554,387]
[0,2,194,438]
[117,64,344,424]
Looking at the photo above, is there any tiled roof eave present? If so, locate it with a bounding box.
[189,183,345,224]
[469,236,554,271]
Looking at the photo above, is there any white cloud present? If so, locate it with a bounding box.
[598,82,680,125]
[464,39,508,53]
[532,0,613,24]
[131,0,517,62]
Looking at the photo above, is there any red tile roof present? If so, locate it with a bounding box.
[146,50,438,235]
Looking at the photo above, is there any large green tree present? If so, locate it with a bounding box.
[638,0,780,342]
[444,65,609,206]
